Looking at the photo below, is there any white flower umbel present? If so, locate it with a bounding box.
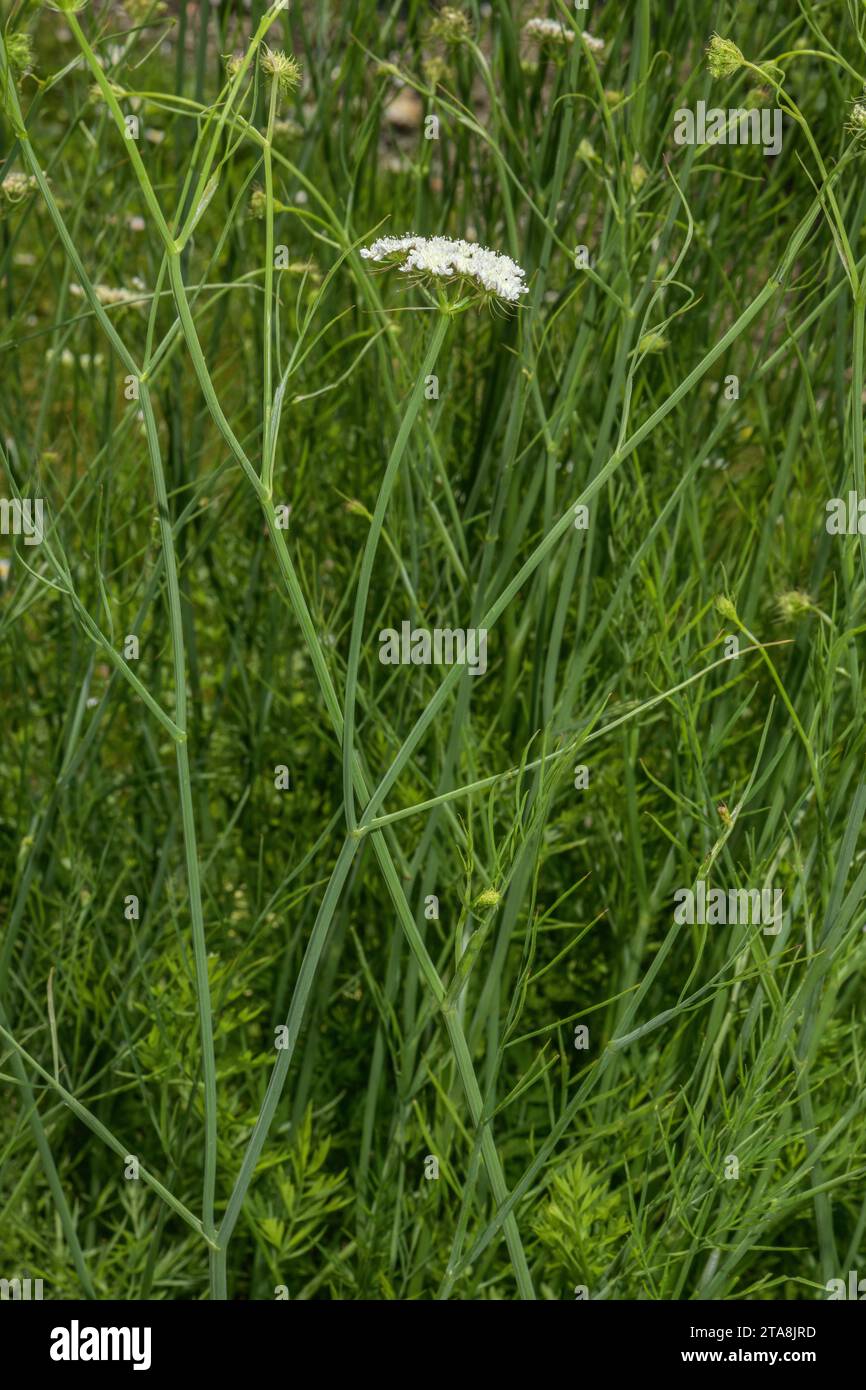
[523,18,573,43]
[522,19,604,53]
[360,234,529,308]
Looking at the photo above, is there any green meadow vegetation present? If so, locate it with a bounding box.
[2,0,866,1301]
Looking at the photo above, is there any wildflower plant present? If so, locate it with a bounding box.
[2,0,866,1323]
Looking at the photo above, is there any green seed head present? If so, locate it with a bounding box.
[5,32,34,77]
[776,589,813,622]
[715,593,738,623]
[630,158,647,192]
[423,56,448,87]
[429,7,471,44]
[474,887,502,910]
[89,80,126,106]
[706,34,745,80]
[260,46,302,99]
[744,84,771,111]
[639,330,668,354]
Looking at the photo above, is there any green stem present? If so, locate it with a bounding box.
[262,78,280,489]
[341,313,450,829]
[67,12,176,255]
[852,293,866,587]
[135,382,221,1285]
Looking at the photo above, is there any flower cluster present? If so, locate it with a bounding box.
[522,19,604,53]
[89,80,126,106]
[706,33,745,79]
[46,348,105,369]
[1,171,39,204]
[69,281,145,310]
[638,330,668,354]
[5,32,33,77]
[474,887,502,910]
[360,234,529,305]
[428,6,471,44]
[259,46,302,99]
[776,589,814,622]
[847,101,866,133]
